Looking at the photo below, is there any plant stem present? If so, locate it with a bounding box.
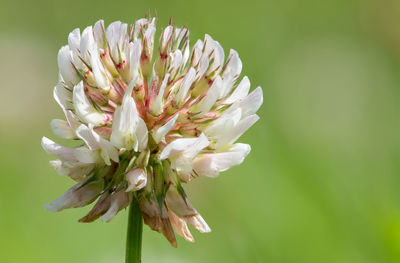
[126,196,143,263]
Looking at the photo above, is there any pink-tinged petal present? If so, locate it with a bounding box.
[168,210,194,242]
[44,179,103,212]
[126,168,147,192]
[49,159,94,182]
[79,192,111,223]
[101,189,131,222]
[140,198,177,247]
[166,187,211,233]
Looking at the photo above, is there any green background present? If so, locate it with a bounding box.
[1,0,400,262]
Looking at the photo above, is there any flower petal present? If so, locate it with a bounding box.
[168,210,194,242]
[41,137,77,161]
[152,114,178,144]
[191,76,222,115]
[166,187,211,233]
[53,84,72,110]
[159,133,209,160]
[126,168,147,192]
[193,143,251,177]
[57,46,80,87]
[44,179,103,212]
[174,67,196,107]
[227,86,263,118]
[72,81,109,126]
[224,76,250,104]
[110,94,140,150]
[220,49,242,98]
[101,189,131,222]
[50,119,75,139]
[216,114,259,149]
[140,198,177,247]
[49,159,94,182]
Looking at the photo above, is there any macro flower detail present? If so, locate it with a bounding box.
[42,16,263,247]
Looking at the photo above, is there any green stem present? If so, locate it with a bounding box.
[126,196,143,263]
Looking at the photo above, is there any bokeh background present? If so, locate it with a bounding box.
[1,0,400,262]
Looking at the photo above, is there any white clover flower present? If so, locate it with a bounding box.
[42,17,263,247]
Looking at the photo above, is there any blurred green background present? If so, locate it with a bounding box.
[1,0,400,262]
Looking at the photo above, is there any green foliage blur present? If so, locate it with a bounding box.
[1,0,400,262]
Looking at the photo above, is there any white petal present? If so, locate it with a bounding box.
[136,118,149,152]
[50,159,94,182]
[57,46,80,87]
[193,143,251,177]
[191,76,222,115]
[126,168,147,192]
[68,28,81,52]
[53,84,72,110]
[90,53,110,90]
[216,114,259,149]
[72,81,109,126]
[169,50,183,75]
[196,54,209,79]
[110,95,140,150]
[98,136,119,164]
[133,18,148,40]
[107,21,128,62]
[76,124,119,164]
[227,87,263,118]
[41,137,77,162]
[50,119,75,139]
[204,34,224,74]
[174,67,196,106]
[80,26,96,63]
[191,40,203,69]
[152,114,178,144]
[161,25,173,51]
[76,124,99,151]
[160,133,209,160]
[129,40,142,81]
[44,180,103,212]
[93,20,105,48]
[220,49,242,98]
[149,73,169,116]
[64,109,81,132]
[74,147,99,164]
[205,108,242,139]
[224,76,250,104]
[144,22,156,55]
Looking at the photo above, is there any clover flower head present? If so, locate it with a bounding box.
[42,16,263,247]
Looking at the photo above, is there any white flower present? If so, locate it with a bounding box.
[43,16,262,247]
